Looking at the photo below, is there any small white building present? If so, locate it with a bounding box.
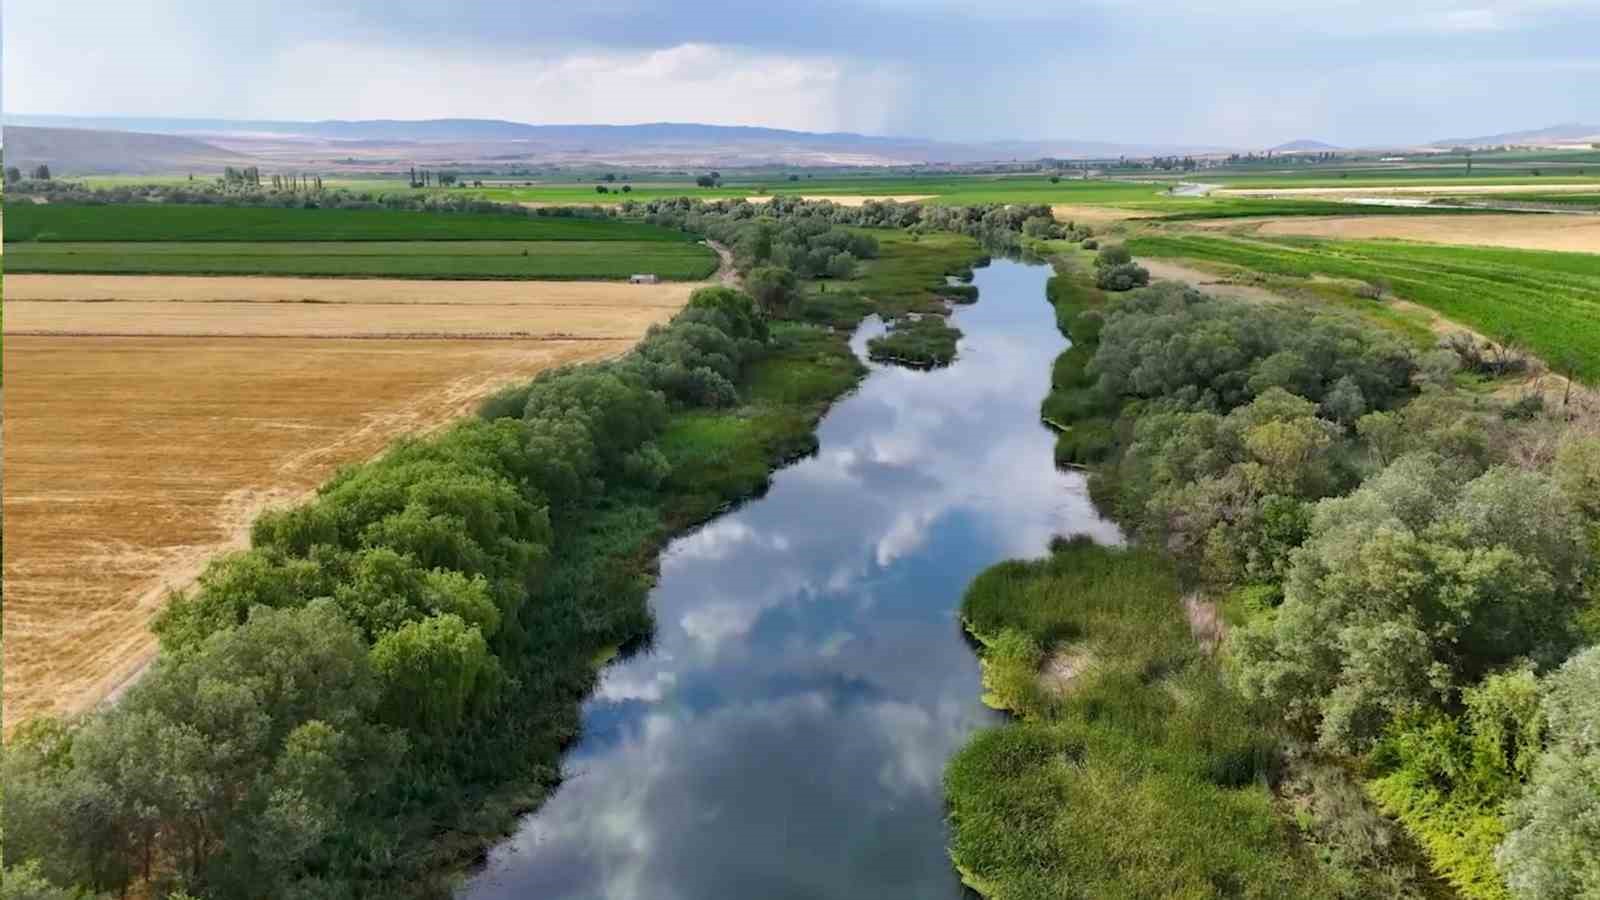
[629,273,659,284]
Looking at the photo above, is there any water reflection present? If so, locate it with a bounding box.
[462,260,1119,900]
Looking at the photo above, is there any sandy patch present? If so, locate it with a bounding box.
[2,284,689,733]
[1244,214,1600,254]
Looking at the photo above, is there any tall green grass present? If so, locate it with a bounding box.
[1039,265,1119,466]
[946,539,1333,899]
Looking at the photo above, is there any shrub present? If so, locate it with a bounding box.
[1095,261,1150,291]
[1094,243,1133,268]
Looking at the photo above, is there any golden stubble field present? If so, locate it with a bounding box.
[2,276,693,732]
[1230,213,1600,254]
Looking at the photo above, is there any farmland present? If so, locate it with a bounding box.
[3,203,718,280]
[6,240,718,280]
[3,203,699,242]
[1240,213,1600,254]
[0,280,694,732]
[1126,232,1600,381]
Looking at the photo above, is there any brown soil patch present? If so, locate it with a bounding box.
[2,283,688,733]
[1246,214,1600,254]
[1141,258,1285,305]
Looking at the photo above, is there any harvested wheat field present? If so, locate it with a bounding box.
[5,300,679,339]
[1050,203,1146,224]
[1242,213,1600,254]
[2,279,691,732]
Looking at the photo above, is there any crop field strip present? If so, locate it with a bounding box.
[1239,213,1600,254]
[1127,232,1600,381]
[3,203,702,242]
[5,239,719,280]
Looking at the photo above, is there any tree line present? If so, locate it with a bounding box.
[2,288,772,899]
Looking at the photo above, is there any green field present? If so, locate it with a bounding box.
[456,176,1517,218]
[1127,233,1600,381]
[3,203,699,242]
[36,173,1555,220]
[1447,192,1600,208]
[6,239,719,280]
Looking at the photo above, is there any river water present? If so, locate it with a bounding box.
[461,258,1119,899]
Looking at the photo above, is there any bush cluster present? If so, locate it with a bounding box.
[1067,275,1600,897]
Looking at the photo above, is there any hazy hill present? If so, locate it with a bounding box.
[1268,139,1340,152]
[5,115,1231,171]
[1432,122,1600,147]
[5,125,248,174]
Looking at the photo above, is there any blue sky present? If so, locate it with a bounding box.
[5,0,1598,147]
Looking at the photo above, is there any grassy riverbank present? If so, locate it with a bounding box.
[945,259,1341,898]
[945,239,1600,899]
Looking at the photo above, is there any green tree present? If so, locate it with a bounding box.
[1235,459,1587,752]
[5,165,21,184]
[1498,647,1600,899]
[825,251,858,279]
[370,613,500,736]
[745,266,799,314]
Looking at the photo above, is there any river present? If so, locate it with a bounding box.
[461,258,1120,899]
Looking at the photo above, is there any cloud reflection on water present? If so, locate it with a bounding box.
[463,260,1120,900]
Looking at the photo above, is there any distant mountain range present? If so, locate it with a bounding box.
[5,114,1597,176]
[1430,122,1600,147]
[3,115,1232,174]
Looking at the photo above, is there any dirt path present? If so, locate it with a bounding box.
[707,240,741,288]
